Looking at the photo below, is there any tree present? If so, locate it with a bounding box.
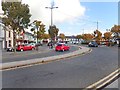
[48,25,59,41]
[104,32,112,40]
[59,33,65,40]
[76,35,83,39]
[94,30,102,41]
[38,24,46,39]
[82,34,94,41]
[43,33,50,39]
[2,1,31,52]
[31,20,46,41]
[111,25,120,38]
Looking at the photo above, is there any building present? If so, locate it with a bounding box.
[4,26,14,49]
[16,31,36,45]
[0,21,4,50]
[58,36,81,43]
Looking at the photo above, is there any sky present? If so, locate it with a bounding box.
[0,0,119,36]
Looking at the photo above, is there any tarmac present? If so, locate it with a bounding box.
[1,44,119,89]
[2,45,51,57]
[0,45,91,70]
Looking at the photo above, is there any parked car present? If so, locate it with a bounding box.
[100,42,106,45]
[6,47,14,52]
[73,41,79,44]
[35,42,43,46]
[16,44,35,51]
[28,43,36,47]
[55,43,70,51]
[88,41,98,47]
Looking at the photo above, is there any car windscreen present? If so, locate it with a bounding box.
[92,42,97,44]
[57,44,62,46]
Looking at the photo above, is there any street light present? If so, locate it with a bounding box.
[45,2,58,42]
[45,2,58,26]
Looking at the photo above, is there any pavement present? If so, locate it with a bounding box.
[105,78,119,89]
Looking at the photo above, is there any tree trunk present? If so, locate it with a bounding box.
[13,29,16,53]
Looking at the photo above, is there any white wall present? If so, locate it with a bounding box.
[5,27,13,48]
[0,23,5,49]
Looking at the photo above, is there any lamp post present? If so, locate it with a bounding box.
[45,2,58,26]
[45,2,58,42]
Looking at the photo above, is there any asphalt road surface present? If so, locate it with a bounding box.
[2,45,78,63]
[2,46,119,88]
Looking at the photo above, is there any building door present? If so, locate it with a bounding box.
[5,41,7,49]
[0,41,2,50]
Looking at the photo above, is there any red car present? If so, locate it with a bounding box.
[55,43,70,51]
[16,44,35,51]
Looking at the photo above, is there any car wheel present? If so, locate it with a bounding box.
[11,49,14,52]
[55,50,58,51]
[20,49,23,52]
[62,49,64,52]
[32,48,34,50]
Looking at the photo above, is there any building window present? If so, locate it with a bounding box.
[9,40,11,47]
[9,31,11,38]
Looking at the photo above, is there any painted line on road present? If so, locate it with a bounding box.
[84,68,120,90]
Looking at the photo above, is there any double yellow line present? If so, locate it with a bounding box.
[84,68,120,90]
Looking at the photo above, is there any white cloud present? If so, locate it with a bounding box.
[0,0,86,35]
[22,0,86,25]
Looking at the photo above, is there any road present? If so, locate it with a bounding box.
[2,46,118,88]
[2,45,78,63]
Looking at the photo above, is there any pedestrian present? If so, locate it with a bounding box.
[48,43,51,49]
[51,43,53,49]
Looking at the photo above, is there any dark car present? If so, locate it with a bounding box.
[35,42,43,46]
[88,41,98,47]
[7,47,14,52]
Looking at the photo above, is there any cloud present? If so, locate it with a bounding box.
[22,0,86,25]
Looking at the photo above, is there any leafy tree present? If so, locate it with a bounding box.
[38,24,46,39]
[48,25,59,41]
[104,32,112,40]
[30,20,46,41]
[76,35,83,39]
[59,33,65,40]
[43,33,50,39]
[94,30,102,41]
[2,1,31,52]
[82,34,94,41]
[111,25,120,38]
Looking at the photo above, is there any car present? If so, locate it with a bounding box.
[28,43,36,47]
[16,44,35,51]
[6,47,14,52]
[100,42,106,45]
[73,41,79,44]
[35,42,43,46]
[55,43,70,51]
[88,41,98,47]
